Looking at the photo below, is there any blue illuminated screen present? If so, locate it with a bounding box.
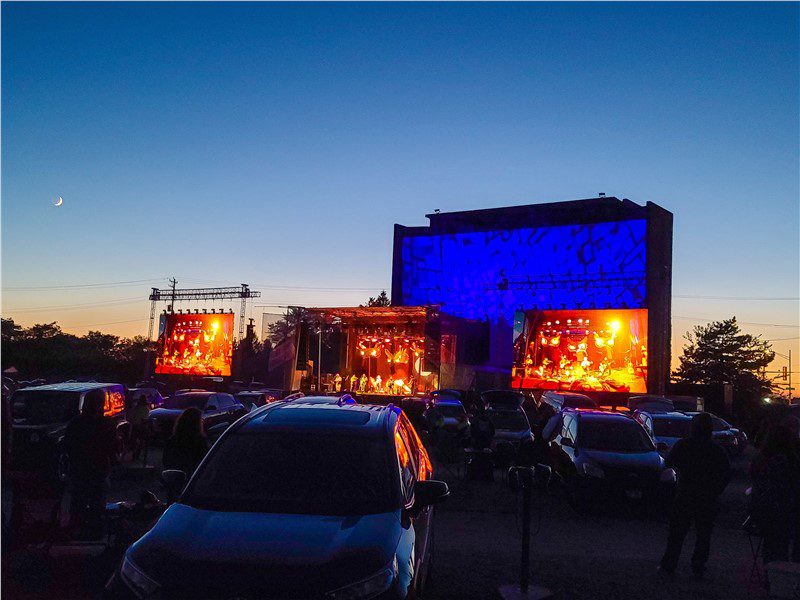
[400,219,647,321]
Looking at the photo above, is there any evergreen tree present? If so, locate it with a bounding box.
[673,317,775,398]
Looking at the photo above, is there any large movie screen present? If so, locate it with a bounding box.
[512,308,648,393]
[155,313,234,376]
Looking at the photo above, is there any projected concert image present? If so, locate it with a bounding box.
[155,313,234,376]
[513,308,648,393]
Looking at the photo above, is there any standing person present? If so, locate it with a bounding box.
[64,389,116,535]
[162,407,209,476]
[749,423,799,564]
[659,412,731,577]
[470,405,495,451]
[127,395,150,460]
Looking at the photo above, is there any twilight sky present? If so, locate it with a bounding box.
[2,2,798,371]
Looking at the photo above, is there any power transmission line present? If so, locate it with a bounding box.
[673,294,799,301]
[673,315,799,328]
[3,297,144,313]
[1,278,165,291]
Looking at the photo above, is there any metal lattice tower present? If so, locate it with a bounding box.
[147,280,261,340]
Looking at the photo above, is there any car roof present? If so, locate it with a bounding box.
[434,398,464,406]
[237,402,396,436]
[566,409,633,422]
[646,411,693,420]
[15,382,121,393]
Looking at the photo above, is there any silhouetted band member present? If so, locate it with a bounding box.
[659,412,730,577]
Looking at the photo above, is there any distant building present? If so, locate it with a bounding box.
[392,197,673,395]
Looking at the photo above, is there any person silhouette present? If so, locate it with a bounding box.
[659,412,730,577]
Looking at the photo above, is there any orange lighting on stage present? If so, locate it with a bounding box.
[155,313,234,376]
[513,308,648,394]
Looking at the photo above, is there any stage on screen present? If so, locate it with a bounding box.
[155,313,234,376]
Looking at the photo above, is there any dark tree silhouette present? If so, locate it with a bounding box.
[363,290,390,307]
[673,317,775,399]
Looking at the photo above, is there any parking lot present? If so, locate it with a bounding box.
[3,438,766,600]
[429,449,765,600]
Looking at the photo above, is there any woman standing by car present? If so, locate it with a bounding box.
[162,408,209,476]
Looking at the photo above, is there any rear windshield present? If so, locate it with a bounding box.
[12,390,81,425]
[164,394,211,410]
[489,410,529,431]
[652,418,692,438]
[562,396,598,409]
[184,432,398,515]
[578,419,655,453]
[437,404,465,418]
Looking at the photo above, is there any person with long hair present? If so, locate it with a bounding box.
[162,407,209,476]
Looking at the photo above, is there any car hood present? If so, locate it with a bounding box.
[579,449,663,472]
[11,422,67,437]
[128,503,402,598]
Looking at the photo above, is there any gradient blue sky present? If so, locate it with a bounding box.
[2,2,798,371]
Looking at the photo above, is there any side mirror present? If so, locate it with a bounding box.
[561,438,574,448]
[205,405,217,412]
[414,480,449,507]
[161,469,187,503]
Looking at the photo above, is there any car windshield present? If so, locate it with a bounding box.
[489,410,529,431]
[12,390,81,425]
[185,431,398,516]
[164,394,210,410]
[652,418,691,438]
[711,417,730,431]
[578,419,655,452]
[562,396,597,409]
[437,403,465,418]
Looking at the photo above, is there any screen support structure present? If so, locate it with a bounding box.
[148,281,261,340]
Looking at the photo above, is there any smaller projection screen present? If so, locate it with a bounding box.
[155,313,234,376]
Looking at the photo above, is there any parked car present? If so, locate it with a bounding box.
[423,398,470,435]
[235,391,280,412]
[106,402,448,599]
[148,391,247,439]
[539,390,598,418]
[128,387,164,410]
[547,409,675,507]
[486,406,533,451]
[481,389,525,410]
[288,394,358,406]
[634,410,693,456]
[10,382,129,483]
[682,412,745,456]
[398,396,432,429]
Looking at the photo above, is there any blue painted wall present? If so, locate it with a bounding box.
[400,219,647,321]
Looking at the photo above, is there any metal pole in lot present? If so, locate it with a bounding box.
[520,468,532,593]
[499,465,553,600]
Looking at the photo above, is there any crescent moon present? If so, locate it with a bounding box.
[54,196,63,207]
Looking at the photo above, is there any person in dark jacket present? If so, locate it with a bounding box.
[750,422,800,564]
[162,407,209,476]
[64,389,116,533]
[659,412,731,577]
[470,406,496,451]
